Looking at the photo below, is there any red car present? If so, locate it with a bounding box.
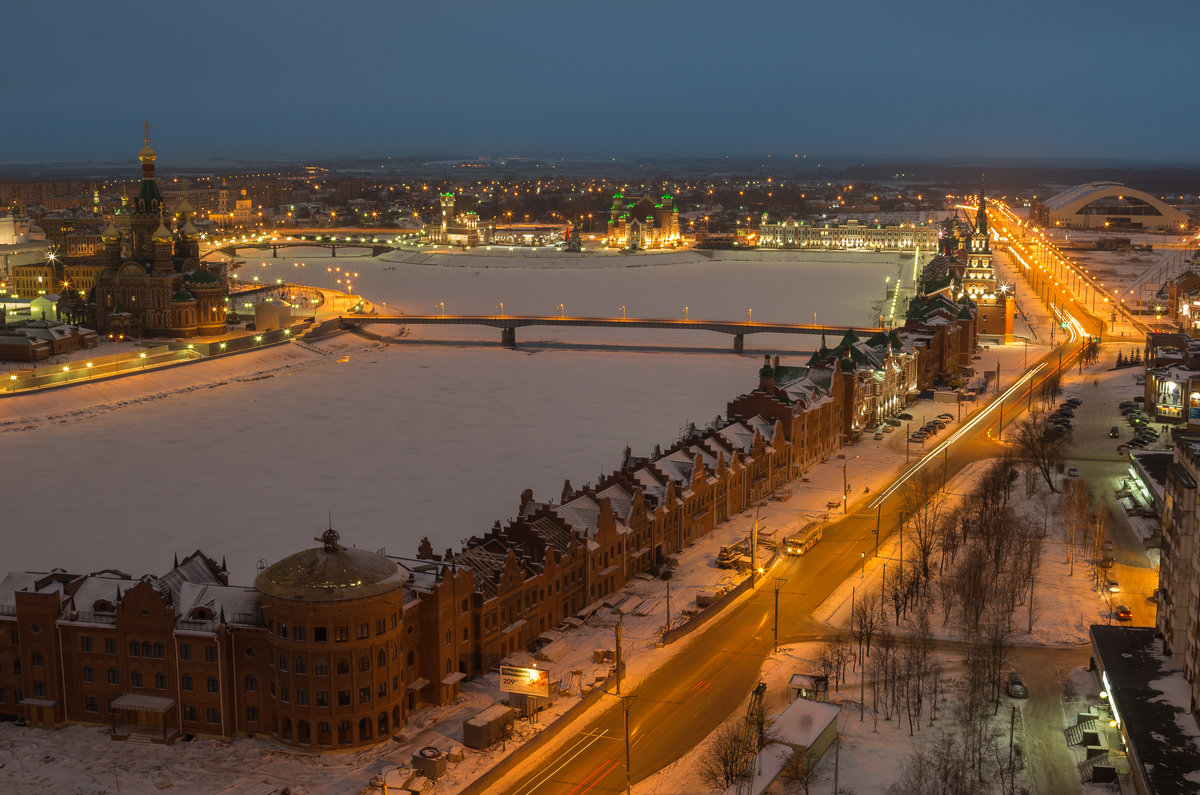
[1115,605,1133,621]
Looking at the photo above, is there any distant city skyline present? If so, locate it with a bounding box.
[5,0,1200,165]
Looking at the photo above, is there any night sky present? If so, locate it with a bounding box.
[4,0,1198,165]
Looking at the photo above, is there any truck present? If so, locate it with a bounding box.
[783,523,824,556]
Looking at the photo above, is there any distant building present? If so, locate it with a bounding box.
[426,192,493,247]
[606,189,680,249]
[84,124,229,338]
[1033,182,1188,231]
[757,217,938,250]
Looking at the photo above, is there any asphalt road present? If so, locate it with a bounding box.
[487,332,1094,795]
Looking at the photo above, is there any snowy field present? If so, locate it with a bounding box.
[2,248,912,585]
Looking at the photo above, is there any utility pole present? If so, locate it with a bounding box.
[751,509,759,588]
[665,580,671,635]
[622,696,635,795]
[774,578,786,653]
[875,504,881,557]
[615,617,623,695]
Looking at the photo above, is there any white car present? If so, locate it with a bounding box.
[1067,467,1079,477]
[1106,579,1120,593]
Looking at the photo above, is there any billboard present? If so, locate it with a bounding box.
[499,665,550,698]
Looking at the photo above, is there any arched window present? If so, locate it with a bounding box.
[378,712,388,736]
[155,672,166,689]
[377,649,386,668]
[131,670,143,687]
[314,658,328,676]
[245,674,257,692]
[279,654,288,672]
[153,642,165,659]
[295,656,307,675]
[336,658,350,675]
[130,640,140,656]
[358,656,370,673]
[141,641,152,658]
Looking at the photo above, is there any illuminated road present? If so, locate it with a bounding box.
[489,297,1096,793]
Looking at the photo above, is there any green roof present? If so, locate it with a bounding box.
[183,269,221,284]
[172,290,195,302]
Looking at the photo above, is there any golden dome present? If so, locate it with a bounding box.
[152,221,173,242]
[255,537,407,603]
[139,120,156,164]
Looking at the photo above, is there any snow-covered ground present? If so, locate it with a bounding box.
[1,248,915,585]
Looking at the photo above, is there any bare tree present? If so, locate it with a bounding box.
[900,468,947,586]
[700,720,753,790]
[781,747,816,794]
[1010,413,1067,493]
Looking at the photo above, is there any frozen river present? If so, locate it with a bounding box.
[3,248,914,584]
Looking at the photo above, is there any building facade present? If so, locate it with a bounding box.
[757,217,938,250]
[606,190,680,249]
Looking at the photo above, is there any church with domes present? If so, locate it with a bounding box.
[83,123,228,338]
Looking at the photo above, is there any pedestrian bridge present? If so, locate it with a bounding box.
[337,313,885,352]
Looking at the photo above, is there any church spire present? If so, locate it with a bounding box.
[974,173,988,239]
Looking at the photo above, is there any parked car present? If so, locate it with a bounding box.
[886,418,901,427]
[1066,397,1082,406]
[897,412,913,420]
[937,413,954,421]
[1067,467,1080,477]
[883,424,894,433]
[874,432,884,440]
[1106,579,1120,593]
[1109,426,1120,438]
[1115,605,1133,621]
[1119,400,1135,409]
[1133,396,1145,403]
[1057,408,1075,417]
[1008,672,1027,698]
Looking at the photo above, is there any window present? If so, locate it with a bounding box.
[358,656,369,673]
[377,649,386,668]
[296,689,308,706]
[378,681,387,698]
[462,627,469,642]
[108,668,119,685]
[359,687,370,704]
[393,675,398,691]
[247,706,258,722]
[83,665,94,682]
[295,656,307,675]
[204,646,217,663]
[129,640,140,657]
[337,690,350,707]
[131,671,143,688]
[391,644,398,661]
[80,636,93,652]
[390,613,398,629]
[153,643,164,659]
[85,697,98,713]
[293,626,306,642]
[278,623,287,639]
[314,658,328,676]
[445,659,452,675]
[182,705,198,722]
[444,630,451,646]
[207,676,219,693]
[33,681,45,697]
[155,672,166,690]
[407,650,414,667]
[336,658,350,676]
[206,708,220,724]
[357,623,369,640]
[182,674,193,691]
[316,691,329,707]
[280,687,289,703]
[279,654,288,673]
[314,627,327,642]
[334,626,348,643]
[9,631,17,646]
[141,642,151,657]
[0,691,4,704]
[375,618,386,636]
[179,644,191,661]
[461,598,469,614]
[105,638,116,655]
[245,674,257,692]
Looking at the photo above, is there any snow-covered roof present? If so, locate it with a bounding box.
[768,696,841,749]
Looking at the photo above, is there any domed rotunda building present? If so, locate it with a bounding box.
[255,528,412,749]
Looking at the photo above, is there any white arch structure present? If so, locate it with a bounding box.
[1037,181,1187,231]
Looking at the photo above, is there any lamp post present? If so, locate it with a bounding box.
[841,455,859,514]
[773,578,787,652]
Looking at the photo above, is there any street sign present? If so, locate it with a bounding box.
[499,665,549,698]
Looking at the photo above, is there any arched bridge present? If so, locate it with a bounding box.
[337,313,886,352]
[217,235,392,258]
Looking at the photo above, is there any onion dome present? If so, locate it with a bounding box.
[139,121,157,164]
[171,290,195,302]
[255,529,407,602]
[101,222,120,242]
[178,218,198,239]
[174,196,194,219]
[152,221,173,242]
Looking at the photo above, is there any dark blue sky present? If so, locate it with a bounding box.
[5,0,1198,165]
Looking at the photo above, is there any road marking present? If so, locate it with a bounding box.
[572,758,621,795]
[511,729,611,795]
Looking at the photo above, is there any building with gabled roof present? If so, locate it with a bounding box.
[606,189,680,249]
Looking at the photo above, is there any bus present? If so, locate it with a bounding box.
[783,523,823,556]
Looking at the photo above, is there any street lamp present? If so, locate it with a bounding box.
[557,303,565,318]
[841,455,859,514]
[619,305,626,319]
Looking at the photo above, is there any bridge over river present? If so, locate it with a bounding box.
[337,313,886,352]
